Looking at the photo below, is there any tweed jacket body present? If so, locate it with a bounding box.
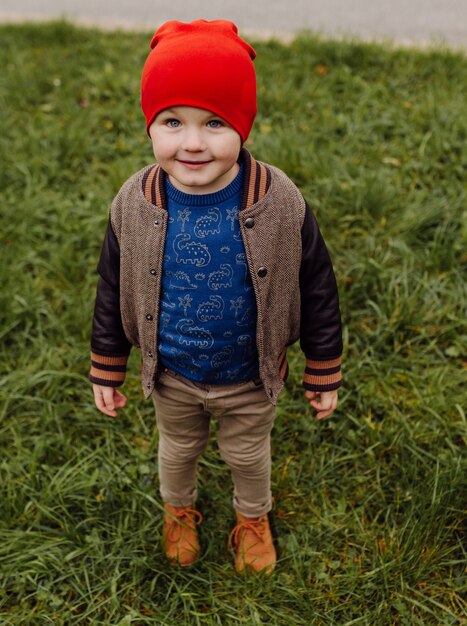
[90,150,342,405]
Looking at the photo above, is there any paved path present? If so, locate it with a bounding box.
[0,0,466,47]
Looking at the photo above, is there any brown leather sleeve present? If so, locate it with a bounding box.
[89,219,131,386]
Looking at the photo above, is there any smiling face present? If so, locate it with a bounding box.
[149,106,242,195]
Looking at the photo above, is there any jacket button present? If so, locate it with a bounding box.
[245,217,255,228]
[257,267,268,278]
[149,269,156,276]
[154,220,159,226]
[145,314,153,321]
[148,352,154,358]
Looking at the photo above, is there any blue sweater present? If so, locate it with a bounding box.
[158,166,259,383]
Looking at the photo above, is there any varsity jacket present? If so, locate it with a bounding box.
[89,149,343,405]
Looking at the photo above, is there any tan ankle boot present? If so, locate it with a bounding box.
[162,503,203,567]
[229,512,276,574]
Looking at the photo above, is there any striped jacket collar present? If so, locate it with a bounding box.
[141,148,271,211]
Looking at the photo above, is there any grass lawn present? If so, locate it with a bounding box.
[0,20,465,625]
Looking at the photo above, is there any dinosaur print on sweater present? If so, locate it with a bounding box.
[157,167,259,383]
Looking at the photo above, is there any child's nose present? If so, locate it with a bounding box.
[182,128,206,151]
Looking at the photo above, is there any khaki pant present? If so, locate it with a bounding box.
[152,368,276,518]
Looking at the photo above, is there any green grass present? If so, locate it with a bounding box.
[0,20,466,625]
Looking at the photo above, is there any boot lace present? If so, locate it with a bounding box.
[228,515,268,551]
[166,508,203,542]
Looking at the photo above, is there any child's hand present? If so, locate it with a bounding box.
[304,389,338,420]
[92,384,127,417]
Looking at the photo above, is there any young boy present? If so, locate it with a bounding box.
[90,20,342,574]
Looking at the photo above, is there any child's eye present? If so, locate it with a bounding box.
[207,120,224,129]
[166,119,181,128]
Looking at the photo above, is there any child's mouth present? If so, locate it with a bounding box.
[177,160,212,169]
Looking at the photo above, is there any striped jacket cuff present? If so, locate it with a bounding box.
[303,356,342,392]
[89,351,128,387]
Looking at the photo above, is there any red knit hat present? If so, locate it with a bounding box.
[141,20,257,142]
